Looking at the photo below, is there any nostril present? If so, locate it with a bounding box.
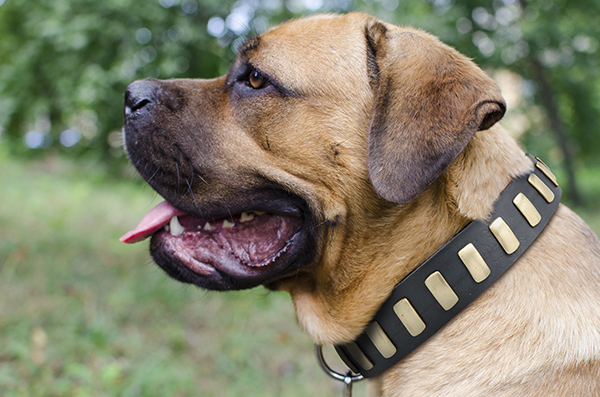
[124,80,160,117]
[125,98,151,117]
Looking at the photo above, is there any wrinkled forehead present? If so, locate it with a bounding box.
[237,14,372,95]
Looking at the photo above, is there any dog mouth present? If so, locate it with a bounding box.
[120,197,310,290]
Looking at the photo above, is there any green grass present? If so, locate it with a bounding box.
[1,156,598,397]
[0,157,362,397]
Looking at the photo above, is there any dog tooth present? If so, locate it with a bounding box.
[169,216,185,236]
[254,211,265,215]
[222,220,235,228]
[240,212,255,223]
[203,222,215,231]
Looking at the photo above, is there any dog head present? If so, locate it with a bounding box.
[122,13,506,342]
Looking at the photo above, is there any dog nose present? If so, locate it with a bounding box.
[124,80,160,117]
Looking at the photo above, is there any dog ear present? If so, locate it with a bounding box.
[365,21,506,204]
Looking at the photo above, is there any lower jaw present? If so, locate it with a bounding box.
[149,230,309,291]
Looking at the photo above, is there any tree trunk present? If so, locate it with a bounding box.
[530,58,582,205]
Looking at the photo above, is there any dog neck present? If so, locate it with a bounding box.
[288,127,533,344]
[333,153,561,378]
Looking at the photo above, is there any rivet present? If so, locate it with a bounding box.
[513,193,541,227]
[489,217,520,254]
[345,342,373,371]
[535,159,558,186]
[528,174,555,203]
[425,271,459,311]
[365,321,396,359]
[393,298,426,337]
[458,243,491,283]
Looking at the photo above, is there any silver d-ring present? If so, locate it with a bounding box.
[315,345,365,382]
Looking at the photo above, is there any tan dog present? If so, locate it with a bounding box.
[121,13,600,395]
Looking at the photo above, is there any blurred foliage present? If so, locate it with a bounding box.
[0,0,235,161]
[1,0,599,178]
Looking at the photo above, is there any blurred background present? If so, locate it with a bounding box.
[1,0,599,395]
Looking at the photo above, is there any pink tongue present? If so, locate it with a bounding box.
[120,201,186,244]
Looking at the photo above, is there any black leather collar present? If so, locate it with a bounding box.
[334,154,562,378]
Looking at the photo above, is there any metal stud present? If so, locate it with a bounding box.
[393,298,426,337]
[528,174,555,203]
[458,243,491,283]
[535,159,558,186]
[345,342,373,371]
[425,271,459,311]
[365,322,396,359]
[489,217,520,254]
[513,193,542,227]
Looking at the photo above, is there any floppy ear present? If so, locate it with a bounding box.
[366,21,506,204]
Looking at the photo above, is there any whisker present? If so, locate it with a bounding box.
[185,177,204,218]
[145,166,161,185]
[175,162,181,193]
[316,220,329,228]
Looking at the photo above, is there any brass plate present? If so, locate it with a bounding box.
[489,217,520,254]
[458,243,491,283]
[528,174,555,203]
[365,321,396,359]
[424,271,459,311]
[346,342,373,370]
[535,159,558,186]
[513,193,541,227]
[393,298,426,337]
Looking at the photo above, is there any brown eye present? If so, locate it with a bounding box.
[248,70,267,89]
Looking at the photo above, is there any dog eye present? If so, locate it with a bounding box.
[248,70,268,89]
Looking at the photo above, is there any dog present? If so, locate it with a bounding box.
[120,13,600,396]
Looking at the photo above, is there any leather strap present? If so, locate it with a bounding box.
[334,155,562,378]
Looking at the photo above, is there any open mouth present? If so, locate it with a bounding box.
[121,197,311,290]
